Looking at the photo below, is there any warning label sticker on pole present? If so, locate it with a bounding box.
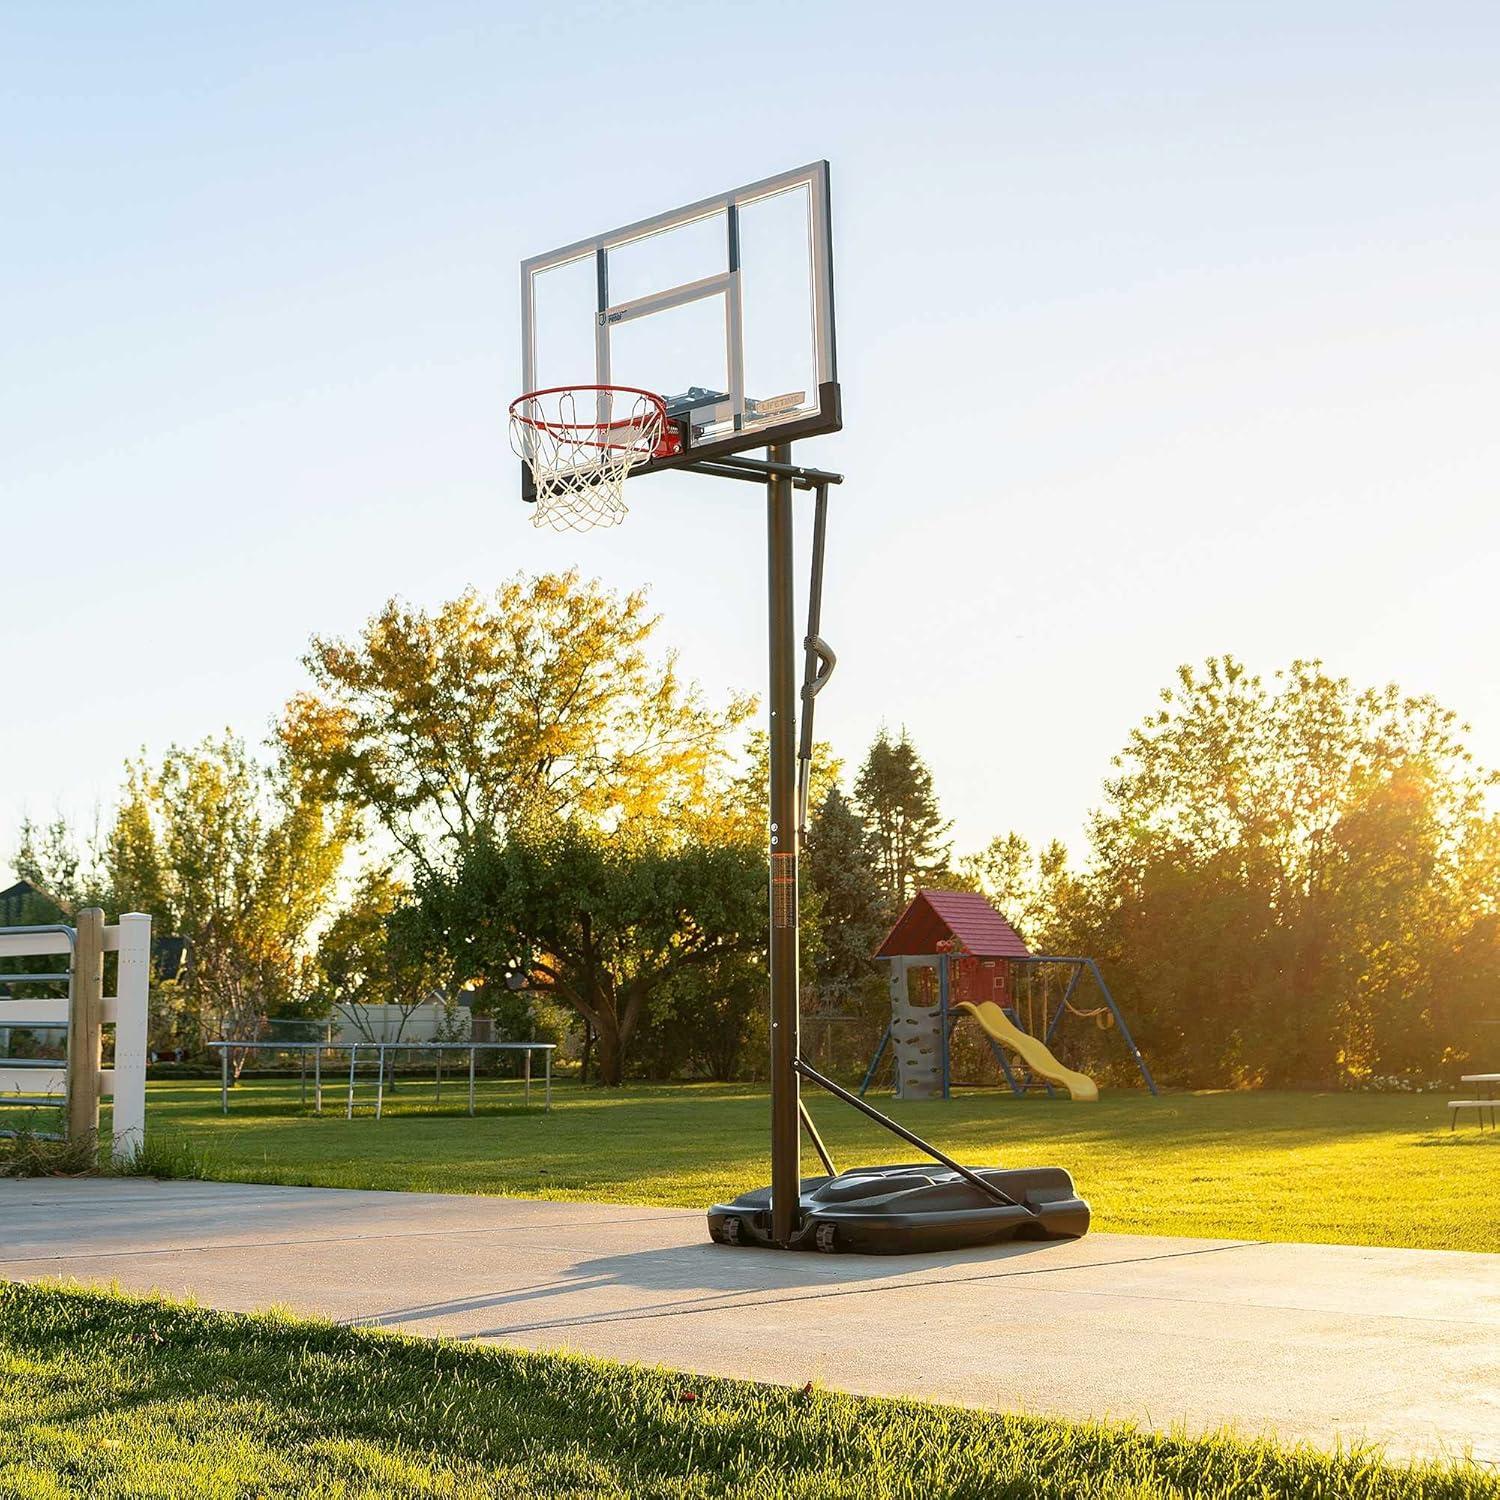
[771,852,796,928]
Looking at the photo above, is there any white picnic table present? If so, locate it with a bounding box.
[1449,1073,1498,1130]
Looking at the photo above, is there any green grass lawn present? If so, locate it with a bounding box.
[2,1282,1494,1500]
[17,1073,1488,1254]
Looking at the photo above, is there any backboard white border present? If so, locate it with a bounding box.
[519,160,837,467]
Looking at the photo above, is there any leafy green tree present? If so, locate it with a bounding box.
[959,834,1033,932]
[410,826,765,1086]
[10,816,109,912]
[314,868,453,1043]
[1445,813,1500,1063]
[282,572,753,869]
[105,735,351,1056]
[853,729,952,909]
[103,784,173,930]
[1086,656,1498,1086]
[635,950,767,1082]
[727,730,841,841]
[959,834,1086,952]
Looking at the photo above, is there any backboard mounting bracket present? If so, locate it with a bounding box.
[678,453,844,491]
[521,381,841,503]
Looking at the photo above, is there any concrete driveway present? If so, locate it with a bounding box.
[3,1177,1497,1464]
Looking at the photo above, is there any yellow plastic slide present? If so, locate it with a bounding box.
[956,1001,1099,1102]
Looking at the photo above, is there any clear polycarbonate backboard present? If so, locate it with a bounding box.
[519,160,839,495]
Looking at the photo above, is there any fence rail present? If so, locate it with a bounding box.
[0,910,151,1161]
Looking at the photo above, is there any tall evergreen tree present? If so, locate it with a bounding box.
[802,787,886,1003]
[852,729,952,910]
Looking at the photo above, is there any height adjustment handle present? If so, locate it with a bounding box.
[802,636,836,699]
[796,482,835,842]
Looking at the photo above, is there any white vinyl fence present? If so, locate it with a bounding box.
[0,909,150,1162]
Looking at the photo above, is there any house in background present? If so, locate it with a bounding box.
[0,880,71,1056]
[1,879,185,974]
[0,878,70,927]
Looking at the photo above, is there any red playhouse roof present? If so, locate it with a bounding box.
[875,889,1031,961]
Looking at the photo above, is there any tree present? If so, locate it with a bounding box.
[103,787,173,930]
[282,572,754,869]
[802,788,885,1004]
[960,834,1033,932]
[726,730,842,841]
[410,826,765,1086]
[10,815,110,912]
[960,833,1086,952]
[1085,656,1499,1086]
[798,786,888,1073]
[105,735,351,1057]
[635,950,767,1082]
[853,729,952,910]
[314,868,453,1043]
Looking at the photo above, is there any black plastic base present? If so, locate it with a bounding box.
[707,1162,1090,1255]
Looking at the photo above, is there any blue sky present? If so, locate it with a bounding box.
[4,1,1499,879]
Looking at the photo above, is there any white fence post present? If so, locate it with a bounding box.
[1,912,151,1164]
[110,912,151,1162]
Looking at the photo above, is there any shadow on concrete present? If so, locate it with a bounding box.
[354,1234,1256,1341]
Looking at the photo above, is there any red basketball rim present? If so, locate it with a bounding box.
[509,385,681,458]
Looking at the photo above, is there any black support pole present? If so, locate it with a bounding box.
[767,441,801,1246]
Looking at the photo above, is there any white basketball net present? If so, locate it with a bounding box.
[509,387,668,532]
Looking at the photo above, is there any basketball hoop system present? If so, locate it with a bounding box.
[510,161,1092,1255]
[509,385,680,532]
